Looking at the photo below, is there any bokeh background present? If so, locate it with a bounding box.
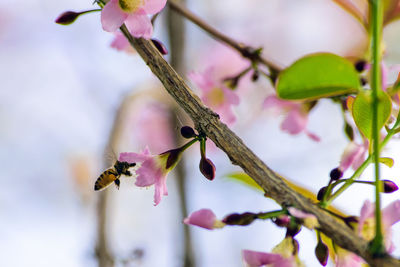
[1,0,400,266]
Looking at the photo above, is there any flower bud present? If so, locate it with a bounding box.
[222,212,256,226]
[382,180,398,193]
[161,148,183,169]
[317,186,327,201]
[251,71,259,82]
[55,11,82,25]
[180,126,197,139]
[354,60,367,72]
[315,240,329,266]
[273,215,291,227]
[199,157,216,181]
[329,167,343,181]
[151,39,168,55]
[286,222,301,238]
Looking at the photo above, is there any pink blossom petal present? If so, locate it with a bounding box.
[125,14,153,39]
[305,130,321,142]
[263,95,298,110]
[184,209,217,230]
[119,149,151,163]
[242,250,293,267]
[281,109,307,135]
[382,62,389,91]
[154,173,168,205]
[217,104,237,125]
[188,70,215,92]
[142,0,167,14]
[134,157,160,187]
[222,87,240,105]
[358,200,374,234]
[101,0,128,32]
[110,32,134,53]
[339,142,364,172]
[382,200,400,226]
[288,207,315,220]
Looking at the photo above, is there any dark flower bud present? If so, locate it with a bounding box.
[199,157,216,181]
[273,215,291,227]
[317,186,327,201]
[151,39,168,55]
[354,60,367,72]
[162,148,182,169]
[180,126,197,139]
[286,221,301,237]
[343,216,358,229]
[329,168,343,181]
[55,11,82,25]
[382,180,398,193]
[222,212,256,226]
[315,240,329,266]
[251,71,259,82]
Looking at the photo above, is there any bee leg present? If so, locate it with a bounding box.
[122,170,132,176]
[114,179,120,190]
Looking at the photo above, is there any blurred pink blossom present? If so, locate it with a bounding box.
[288,207,319,229]
[339,140,368,172]
[119,146,182,205]
[101,0,166,38]
[183,209,225,230]
[110,32,135,53]
[263,95,320,141]
[242,250,295,267]
[189,67,240,125]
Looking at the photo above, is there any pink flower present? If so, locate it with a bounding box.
[263,95,320,141]
[183,209,225,230]
[110,32,135,53]
[101,0,166,38]
[119,146,182,205]
[242,237,301,267]
[334,200,400,266]
[242,250,295,267]
[189,67,240,125]
[339,140,368,172]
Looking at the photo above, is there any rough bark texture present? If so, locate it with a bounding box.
[120,30,400,267]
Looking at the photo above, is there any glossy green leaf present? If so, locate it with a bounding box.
[352,90,392,139]
[379,157,394,168]
[276,53,360,100]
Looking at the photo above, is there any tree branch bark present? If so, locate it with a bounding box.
[119,27,400,267]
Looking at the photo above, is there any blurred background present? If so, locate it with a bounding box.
[1,0,400,266]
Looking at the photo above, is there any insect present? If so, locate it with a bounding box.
[94,161,136,191]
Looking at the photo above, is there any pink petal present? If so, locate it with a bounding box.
[134,157,160,187]
[184,209,217,230]
[142,0,167,14]
[222,87,240,105]
[101,0,128,32]
[110,32,134,53]
[119,149,151,163]
[339,142,364,172]
[382,200,400,226]
[382,62,389,91]
[288,207,315,220]
[335,251,363,267]
[125,14,153,39]
[217,104,236,125]
[358,200,374,234]
[281,109,307,135]
[263,95,298,110]
[305,130,321,142]
[242,250,289,267]
[188,69,215,92]
[153,172,168,205]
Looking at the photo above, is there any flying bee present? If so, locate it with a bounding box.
[94,161,136,191]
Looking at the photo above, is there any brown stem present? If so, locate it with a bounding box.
[167,0,281,81]
[119,27,400,266]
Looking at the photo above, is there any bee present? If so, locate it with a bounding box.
[94,161,136,191]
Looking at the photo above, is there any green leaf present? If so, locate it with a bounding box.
[379,157,394,168]
[352,90,392,139]
[276,53,360,100]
